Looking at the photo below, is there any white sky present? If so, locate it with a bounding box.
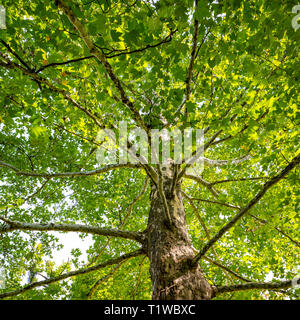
[50,232,92,265]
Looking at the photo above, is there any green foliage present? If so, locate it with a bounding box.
[0,0,299,300]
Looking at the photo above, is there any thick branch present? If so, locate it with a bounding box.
[192,152,300,264]
[56,0,148,134]
[215,279,299,295]
[0,249,144,299]
[55,0,160,183]
[0,216,143,243]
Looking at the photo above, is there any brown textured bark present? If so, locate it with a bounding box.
[146,161,214,300]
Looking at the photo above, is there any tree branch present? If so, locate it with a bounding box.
[0,161,140,178]
[106,29,177,58]
[36,55,93,73]
[187,196,240,210]
[187,196,300,248]
[0,39,32,71]
[203,256,252,283]
[183,192,234,283]
[23,178,51,202]
[202,155,251,167]
[192,152,300,265]
[249,214,300,248]
[177,129,223,181]
[87,262,124,299]
[56,0,148,134]
[210,176,272,186]
[0,53,104,129]
[215,279,299,295]
[35,29,176,73]
[184,0,199,112]
[53,123,105,148]
[184,173,219,198]
[0,216,144,243]
[131,256,147,299]
[175,0,200,123]
[172,27,211,121]
[210,111,268,147]
[0,249,144,299]
[55,0,160,184]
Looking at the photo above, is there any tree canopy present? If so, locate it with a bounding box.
[0,0,299,300]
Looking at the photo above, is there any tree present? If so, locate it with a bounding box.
[0,0,299,300]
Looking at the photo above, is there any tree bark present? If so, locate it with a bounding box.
[146,161,214,300]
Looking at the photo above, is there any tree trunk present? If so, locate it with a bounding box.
[146,161,214,300]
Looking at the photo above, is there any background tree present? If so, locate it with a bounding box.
[0,0,299,300]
